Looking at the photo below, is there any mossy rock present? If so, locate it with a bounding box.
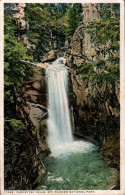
[100,132,120,169]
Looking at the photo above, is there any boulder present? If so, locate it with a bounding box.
[32,81,41,90]
[42,50,57,63]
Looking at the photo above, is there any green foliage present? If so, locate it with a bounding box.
[99,3,120,21]
[24,4,83,58]
[92,17,119,49]
[25,4,50,61]
[10,119,25,129]
[63,4,82,42]
[25,4,67,61]
[76,59,119,87]
[106,63,120,82]
[4,119,25,131]
[4,13,33,119]
[76,62,94,81]
[111,4,120,19]
[76,16,120,87]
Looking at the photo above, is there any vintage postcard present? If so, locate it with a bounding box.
[0,0,125,195]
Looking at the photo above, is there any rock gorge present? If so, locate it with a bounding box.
[67,4,120,170]
[67,4,120,186]
[4,3,120,189]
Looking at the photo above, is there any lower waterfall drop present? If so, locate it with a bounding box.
[46,57,73,153]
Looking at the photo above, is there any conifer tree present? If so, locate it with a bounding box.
[63,4,82,42]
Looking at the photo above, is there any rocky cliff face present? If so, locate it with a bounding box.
[67,5,118,66]
[82,4,100,24]
[67,3,120,169]
[68,25,111,64]
[16,66,51,188]
[4,66,50,190]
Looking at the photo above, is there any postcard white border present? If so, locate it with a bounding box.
[0,0,125,194]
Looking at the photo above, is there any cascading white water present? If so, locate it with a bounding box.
[46,57,73,151]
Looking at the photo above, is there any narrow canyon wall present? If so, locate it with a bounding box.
[5,66,50,190]
[16,66,51,188]
[67,3,120,169]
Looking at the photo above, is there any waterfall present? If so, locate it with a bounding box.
[46,57,73,152]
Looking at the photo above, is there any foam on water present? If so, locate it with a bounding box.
[49,140,95,158]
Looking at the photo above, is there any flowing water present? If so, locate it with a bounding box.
[37,58,118,190]
[46,57,73,154]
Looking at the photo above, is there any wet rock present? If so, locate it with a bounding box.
[69,68,85,106]
[42,50,57,63]
[27,90,39,95]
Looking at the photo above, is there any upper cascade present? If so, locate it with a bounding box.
[47,57,67,72]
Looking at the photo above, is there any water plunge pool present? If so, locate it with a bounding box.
[37,137,118,190]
